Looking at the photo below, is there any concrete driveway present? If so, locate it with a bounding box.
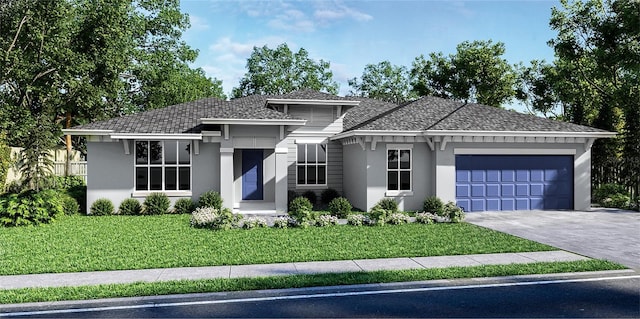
[465,208,640,269]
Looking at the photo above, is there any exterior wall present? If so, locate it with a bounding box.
[285,105,342,133]
[86,141,133,213]
[342,144,367,211]
[192,142,220,200]
[286,140,343,195]
[434,141,592,210]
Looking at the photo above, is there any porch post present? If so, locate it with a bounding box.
[220,147,235,210]
[275,145,288,214]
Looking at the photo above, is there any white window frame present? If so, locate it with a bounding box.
[296,142,328,188]
[133,140,192,196]
[386,144,413,196]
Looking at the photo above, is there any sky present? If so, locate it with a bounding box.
[179,0,562,109]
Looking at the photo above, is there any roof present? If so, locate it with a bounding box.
[69,90,609,135]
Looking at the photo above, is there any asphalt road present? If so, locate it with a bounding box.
[3,274,639,318]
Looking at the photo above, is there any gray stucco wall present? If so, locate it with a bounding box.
[192,142,220,200]
[342,143,367,211]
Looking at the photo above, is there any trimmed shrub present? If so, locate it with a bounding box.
[173,198,196,214]
[368,205,390,226]
[328,197,352,218]
[288,196,313,223]
[143,193,170,215]
[90,198,114,216]
[243,217,268,229]
[423,196,444,215]
[190,207,242,230]
[593,183,629,205]
[443,201,465,223]
[320,188,340,205]
[198,191,223,210]
[190,206,217,228]
[415,212,437,224]
[301,190,317,206]
[61,194,80,215]
[119,198,142,215]
[347,214,368,226]
[0,190,65,226]
[387,212,410,225]
[316,214,339,227]
[375,198,398,213]
[215,208,243,230]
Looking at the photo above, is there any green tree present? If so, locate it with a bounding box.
[411,40,518,107]
[549,0,639,196]
[232,43,339,98]
[348,61,416,104]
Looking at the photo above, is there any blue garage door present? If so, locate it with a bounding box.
[456,155,573,212]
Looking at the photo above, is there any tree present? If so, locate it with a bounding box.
[549,0,639,196]
[411,40,518,107]
[232,43,339,98]
[348,61,416,104]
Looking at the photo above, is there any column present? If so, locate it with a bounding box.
[220,147,235,210]
[274,145,288,213]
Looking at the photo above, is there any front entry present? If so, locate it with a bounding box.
[242,149,263,200]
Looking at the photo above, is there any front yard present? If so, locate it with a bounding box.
[0,214,555,276]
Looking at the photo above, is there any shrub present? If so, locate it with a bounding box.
[198,191,223,210]
[316,214,339,227]
[593,183,629,205]
[375,198,398,213]
[320,188,340,204]
[119,198,142,215]
[0,190,65,226]
[143,193,170,215]
[368,205,390,226]
[173,198,196,214]
[190,206,217,228]
[415,212,437,224]
[443,201,465,223]
[51,175,86,190]
[602,193,631,208]
[61,194,80,215]
[90,198,114,216]
[328,197,352,218]
[423,196,444,214]
[347,214,368,226]
[288,196,313,223]
[301,190,317,206]
[387,212,410,225]
[243,217,268,229]
[214,208,243,230]
[273,216,291,229]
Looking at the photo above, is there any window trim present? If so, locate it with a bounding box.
[386,145,413,196]
[296,142,328,187]
[133,140,193,196]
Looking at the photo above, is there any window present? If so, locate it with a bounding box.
[387,148,411,191]
[297,143,327,185]
[135,140,191,192]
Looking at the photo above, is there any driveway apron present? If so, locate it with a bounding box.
[465,209,640,269]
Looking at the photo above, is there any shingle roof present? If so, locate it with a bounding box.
[71,90,607,134]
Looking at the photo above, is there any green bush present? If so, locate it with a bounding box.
[287,190,299,205]
[243,217,268,229]
[61,194,80,215]
[173,198,196,214]
[0,190,65,226]
[119,198,142,215]
[288,196,313,223]
[375,198,398,213]
[423,196,444,215]
[387,212,410,225]
[198,191,223,210]
[443,201,465,223]
[213,208,242,230]
[0,134,11,188]
[301,190,317,206]
[328,197,352,218]
[367,205,390,226]
[320,188,340,204]
[602,193,631,208]
[593,183,629,205]
[90,198,114,216]
[143,193,170,215]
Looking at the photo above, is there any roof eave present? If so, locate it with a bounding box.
[331,129,617,140]
[200,118,307,126]
[62,129,113,136]
[265,98,360,107]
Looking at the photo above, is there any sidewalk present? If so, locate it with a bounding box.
[0,251,588,290]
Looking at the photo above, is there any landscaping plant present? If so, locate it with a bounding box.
[173,198,196,214]
[328,197,352,218]
[301,190,317,206]
[90,198,114,216]
[118,198,142,215]
[143,193,171,215]
[198,191,223,210]
[243,217,268,229]
[387,212,410,225]
[423,196,444,214]
[316,214,339,227]
[346,214,368,226]
[288,196,314,225]
[320,188,340,205]
[375,198,398,213]
[443,201,465,222]
[61,193,80,215]
[0,189,65,226]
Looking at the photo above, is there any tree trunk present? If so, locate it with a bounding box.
[65,111,72,176]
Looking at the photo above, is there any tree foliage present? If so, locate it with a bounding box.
[411,40,518,107]
[232,43,339,98]
[348,61,416,104]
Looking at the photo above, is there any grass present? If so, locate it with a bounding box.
[0,259,624,304]
[0,214,556,276]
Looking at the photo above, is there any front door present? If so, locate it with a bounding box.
[242,149,263,200]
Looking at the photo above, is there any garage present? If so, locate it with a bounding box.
[455,155,574,212]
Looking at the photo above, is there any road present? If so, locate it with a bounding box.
[2,274,639,318]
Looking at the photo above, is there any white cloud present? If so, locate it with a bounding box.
[188,15,210,30]
[314,2,373,22]
[267,8,316,32]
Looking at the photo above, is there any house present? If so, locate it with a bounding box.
[64,90,615,214]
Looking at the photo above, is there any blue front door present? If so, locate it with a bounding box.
[242,149,263,200]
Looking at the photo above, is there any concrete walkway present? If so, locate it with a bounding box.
[0,251,587,290]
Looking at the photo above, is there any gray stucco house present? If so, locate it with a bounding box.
[64,90,615,214]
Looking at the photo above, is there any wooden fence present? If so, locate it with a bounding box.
[6,147,87,184]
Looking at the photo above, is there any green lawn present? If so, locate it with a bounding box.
[0,214,556,276]
[0,260,624,304]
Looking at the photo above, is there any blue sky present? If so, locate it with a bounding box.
[180,0,561,105]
